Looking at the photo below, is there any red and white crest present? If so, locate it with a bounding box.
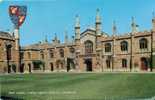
[9,5,27,28]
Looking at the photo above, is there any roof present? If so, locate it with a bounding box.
[81,28,96,35]
[0,31,14,39]
[21,42,76,51]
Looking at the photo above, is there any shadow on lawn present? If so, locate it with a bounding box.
[0,96,23,100]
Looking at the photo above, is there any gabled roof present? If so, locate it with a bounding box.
[81,28,96,35]
[81,28,109,37]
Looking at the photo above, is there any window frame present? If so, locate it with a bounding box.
[106,59,111,68]
[59,49,64,57]
[121,41,128,51]
[139,38,148,49]
[85,40,93,54]
[122,59,127,68]
[49,49,54,58]
[105,43,111,52]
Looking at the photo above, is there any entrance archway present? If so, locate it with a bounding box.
[20,64,24,73]
[141,57,148,71]
[12,64,16,72]
[8,65,11,73]
[67,58,75,72]
[56,60,64,70]
[85,59,92,71]
[28,63,31,73]
[50,63,54,71]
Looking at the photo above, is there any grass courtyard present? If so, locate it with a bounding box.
[0,73,155,100]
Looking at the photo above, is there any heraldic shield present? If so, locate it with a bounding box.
[9,5,27,28]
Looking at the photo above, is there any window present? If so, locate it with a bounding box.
[59,49,64,57]
[106,59,111,68]
[105,43,111,52]
[40,50,44,59]
[85,40,93,54]
[6,45,12,60]
[20,52,24,60]
[70,47,75,53]
[49,50,54,58]
[139,38,148,49]
[121,41,128,51]
[122,59,127,68]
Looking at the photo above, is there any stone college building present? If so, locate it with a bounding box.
[1,9,155,73]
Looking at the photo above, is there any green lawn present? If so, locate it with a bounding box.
[0,73,155,100]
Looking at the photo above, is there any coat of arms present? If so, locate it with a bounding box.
[9,5,27,28]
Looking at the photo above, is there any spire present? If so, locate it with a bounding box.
[54,33,57,40]
[75,14,80,28]
[52,33,60,44]
[153,11,155,19]
[72,36,75,44]
[152,11,155,31]
[95,8,102,35]
[64,29,68,44]
[44,35,48,43]
[131,17,138,34]
[112,21,117,36]
[75,14,80,40]
[96,8,101,23]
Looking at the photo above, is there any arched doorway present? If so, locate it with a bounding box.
[28,63,31,73]
[67,58,75,72]
[56,60,64,70]
[50,63,54,71]
[20,64,24,73]
[85,59,92,71]
[12,64,16,72]
[141,57,148,71]
[8,65,11,73]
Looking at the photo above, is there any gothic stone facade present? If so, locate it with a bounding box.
[20,10,155,73]
[0,31,20,73]
[1,10,155,73]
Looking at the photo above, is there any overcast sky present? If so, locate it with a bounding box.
[0,0,155,46]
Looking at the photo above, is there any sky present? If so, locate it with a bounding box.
[0,0,155,46]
